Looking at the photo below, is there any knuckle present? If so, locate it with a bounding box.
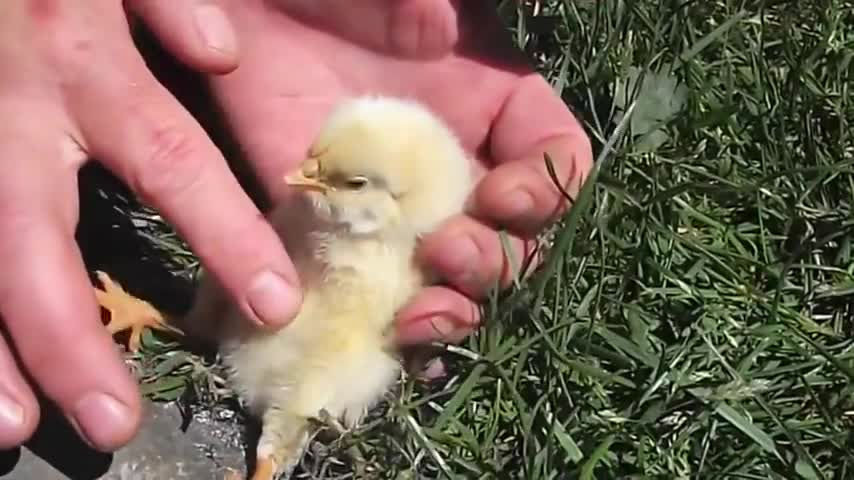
[130,124,207,202]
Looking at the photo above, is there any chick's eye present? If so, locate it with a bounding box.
[345,176,369,190]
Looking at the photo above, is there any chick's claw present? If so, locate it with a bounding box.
[220,449,279,480]
[93,270,181,352]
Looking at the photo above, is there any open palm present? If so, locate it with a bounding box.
[209,0,592,344]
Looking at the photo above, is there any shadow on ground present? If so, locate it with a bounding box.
[0,399,112,480]
[0,398,247,480]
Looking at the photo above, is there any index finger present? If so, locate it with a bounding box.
[61,5,303,328]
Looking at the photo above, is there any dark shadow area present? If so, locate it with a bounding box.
[0,400,112,480]
[76,162,196,315]
[0,448,19,476]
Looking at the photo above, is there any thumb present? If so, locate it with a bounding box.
[126,0,239,74]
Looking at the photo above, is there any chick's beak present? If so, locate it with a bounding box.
[284,170,329,193]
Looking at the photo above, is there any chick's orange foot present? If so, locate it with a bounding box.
[222,456,277,480]
[93,270,180,352]
[250,456,278,480]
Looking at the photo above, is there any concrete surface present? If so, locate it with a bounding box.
[0,401,248,480]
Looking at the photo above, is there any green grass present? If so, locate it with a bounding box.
[91,0,854,478]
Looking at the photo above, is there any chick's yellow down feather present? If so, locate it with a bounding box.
[93,95,473,480]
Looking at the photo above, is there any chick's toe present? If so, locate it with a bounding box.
[249,455,276,480]
[250,408,315,480]
[93,271,181,352]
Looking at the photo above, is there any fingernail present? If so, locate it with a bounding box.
[195,5,237,55]
[434,235,479,280]
[72,392,133,451]
[0,393,24,429]
[497,189,535,219]
[247,271,301,326]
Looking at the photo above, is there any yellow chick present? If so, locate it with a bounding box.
[94,95,473,480]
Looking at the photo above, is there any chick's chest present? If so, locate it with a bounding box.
[319,234,423,321]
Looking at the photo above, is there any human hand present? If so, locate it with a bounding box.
[207,0,592,346]
[0,0,304,451]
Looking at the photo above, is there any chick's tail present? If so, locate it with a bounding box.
[93,271,183,352]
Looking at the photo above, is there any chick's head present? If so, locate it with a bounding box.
[285,96,473,237]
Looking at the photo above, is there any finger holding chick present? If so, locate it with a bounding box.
[397,76,592,348]
[476,77,594,237]
[396,218,536,360]
[417,130,588,298]
[394,284,481,346]
[416,215,539,299]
